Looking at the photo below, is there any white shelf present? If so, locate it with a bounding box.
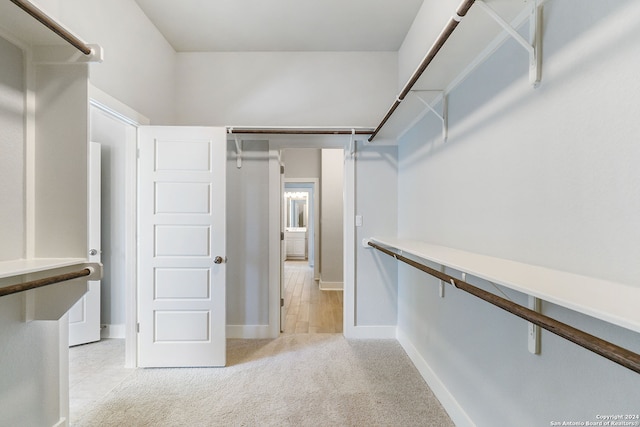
[375,0,534,141]
[370,237,640,334]
[0,258,87,279]
[0,258,100,321]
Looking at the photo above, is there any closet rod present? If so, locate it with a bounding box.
[368,241,640,375]
[0,268,92,298]
[10,0,93,55]
[227,128,374,135]
[368,0,476,142]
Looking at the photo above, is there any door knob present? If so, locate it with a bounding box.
[214,256,225,264]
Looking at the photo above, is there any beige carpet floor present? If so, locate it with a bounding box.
[73,334,454,426]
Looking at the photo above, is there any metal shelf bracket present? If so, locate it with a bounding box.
[348,128,356,156]
[412,91,449,143]
[476,0,542,87]
[234,134,243,169]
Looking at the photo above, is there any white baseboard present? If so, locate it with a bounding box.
[100,323,126,339]
[319,280,343,291]
[396,328,475,427]
[345,325,397,339]
[227,325,276,339]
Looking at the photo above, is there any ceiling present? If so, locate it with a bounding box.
[133,0,424,52]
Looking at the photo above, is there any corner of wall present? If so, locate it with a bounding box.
[396,328,475,427]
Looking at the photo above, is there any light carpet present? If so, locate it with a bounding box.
[73,334,454,426]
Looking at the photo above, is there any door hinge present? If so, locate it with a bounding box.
[281,298,284,307]
[280,165,285,174]
[137,322,140,333]
[281,231,284,241]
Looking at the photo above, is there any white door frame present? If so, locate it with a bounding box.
[268,151,282,337]
[284,179,319,273]
[68,141,102,346]
[266,136,358,339]
[342,146,358,338]
[89,85,149,368]
[281,178,319,332]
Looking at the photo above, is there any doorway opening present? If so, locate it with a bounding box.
[282,260,343,333]
[69,92,145,421]
[283,183,315,272]
[279,148,344,334]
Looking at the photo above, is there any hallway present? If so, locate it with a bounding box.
[282,261,343,334]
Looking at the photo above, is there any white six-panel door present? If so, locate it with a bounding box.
[138,126,226,367]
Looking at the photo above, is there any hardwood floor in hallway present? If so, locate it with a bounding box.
[282,261,343,334]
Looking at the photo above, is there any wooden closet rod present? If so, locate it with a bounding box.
[227,128,374,135]
[0,268,92,298]
[10,0,93,55]
[368,0,476,142]
[368,241,640,375]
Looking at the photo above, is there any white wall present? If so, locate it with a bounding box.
[0,36,24,261]
[397,0,459,88]
[396,0,640,425]
[58,0,177,124]
[355,142,398,326]
[282,148,321,179]
[0,34,62,427]
[320,149,344,287]
[0,295,64,427]
[35,63,89,259]
[226,141,271,328]
[175,52,397,127]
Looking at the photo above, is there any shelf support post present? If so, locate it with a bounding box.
[528,296,542,354]
[412,91,448,143]
[476,0,542,87]
[234,134,243,169]
[348,129,356,156]
[529,1,543,87]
